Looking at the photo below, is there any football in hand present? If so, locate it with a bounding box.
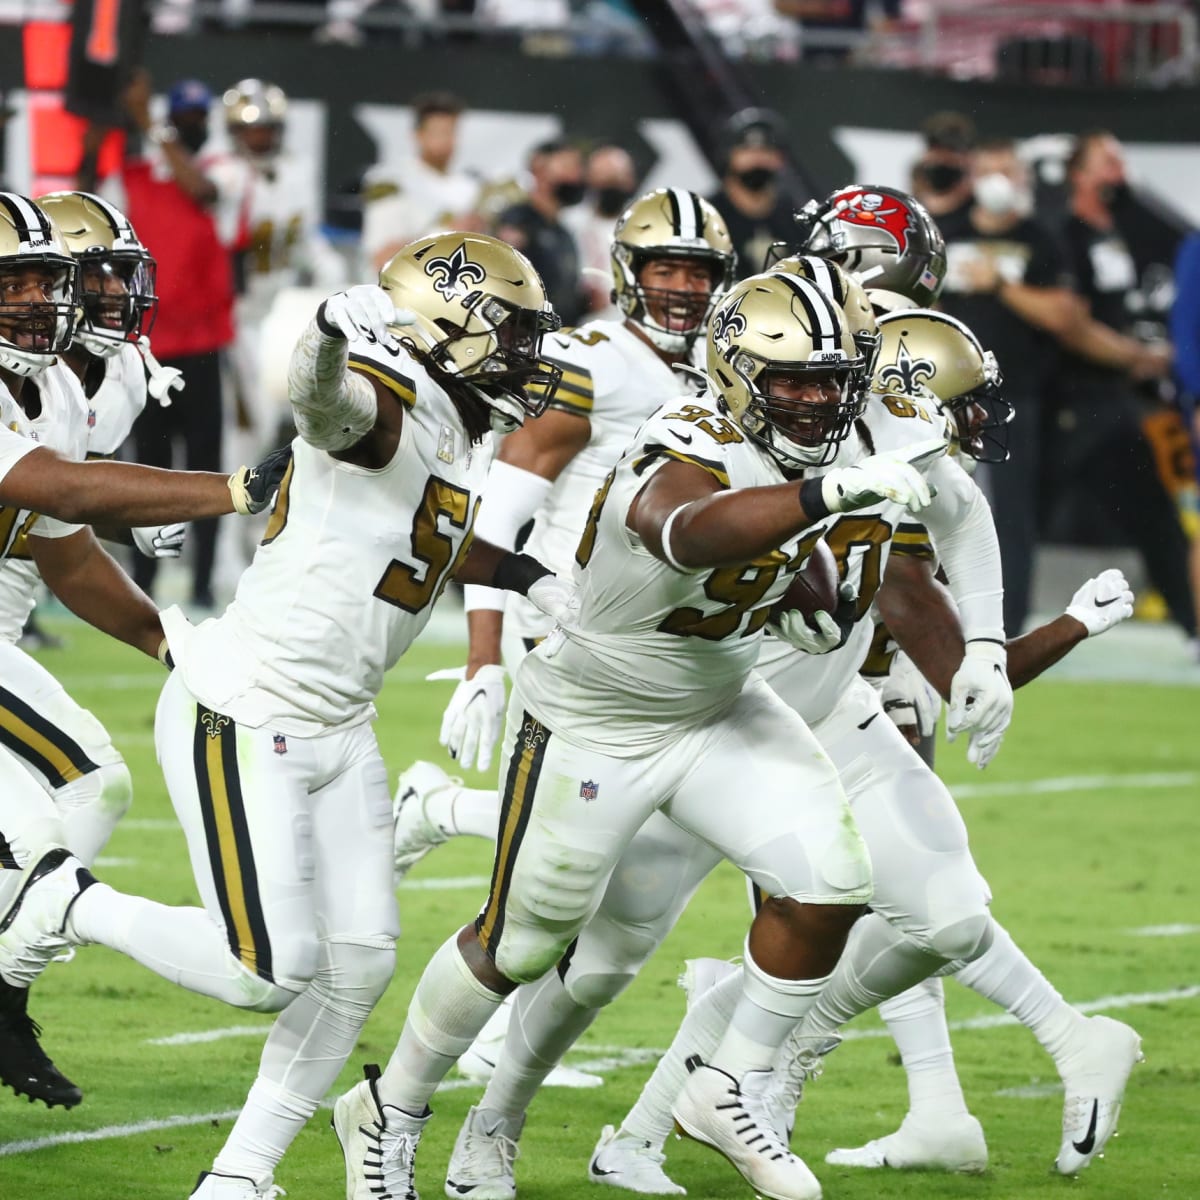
[771,538,840,621]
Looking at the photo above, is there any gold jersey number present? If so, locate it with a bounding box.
[375,477,479,614]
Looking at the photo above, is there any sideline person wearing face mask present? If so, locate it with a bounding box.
[497,139,589,326]
[910,111,975,220]
[708,109,796,277]
[565,144,639,317]
[937,137,1080,633]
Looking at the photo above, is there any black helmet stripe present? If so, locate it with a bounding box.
[87,192,129,242]
[0,193,55,248]
[775,273,841,352]
[690,191,704,239]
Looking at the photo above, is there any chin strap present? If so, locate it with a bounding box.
[137,337,185,406]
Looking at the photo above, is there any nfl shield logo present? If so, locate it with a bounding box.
[273,734,288,756]
[579,779,599,802]
[87,409,97,429]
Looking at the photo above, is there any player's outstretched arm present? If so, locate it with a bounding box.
[30,528,164,660]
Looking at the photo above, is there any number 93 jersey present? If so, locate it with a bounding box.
[163,347,492,735]
[515,391,812,757]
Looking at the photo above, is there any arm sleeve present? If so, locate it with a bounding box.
[463,460,555,613]
[919,456,1006,644]
[286,315,378,452]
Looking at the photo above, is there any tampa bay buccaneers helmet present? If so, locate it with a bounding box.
[788,185,947,311]
[0,193,77,378]
[874,309,1012,463]
[611,188,735,355]
[379,231,562,430]
[37,191,157,358]
[224,79,287,160]
[770,253,881,379]
[707,271,866,469]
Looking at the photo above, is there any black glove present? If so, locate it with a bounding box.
[228,445,294,515]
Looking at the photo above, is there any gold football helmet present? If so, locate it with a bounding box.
[874,309,1011,462]
[770,253,881,379]
[224,79,287,160]
[611,188,735,355]
[707,271,866,469]
[379,231,562,429]
[0,193,77,378]
[37,191,157,358]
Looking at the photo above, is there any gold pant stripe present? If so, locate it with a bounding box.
[477,713,549,955]
[193,708,275,982]
[0,687,98,788]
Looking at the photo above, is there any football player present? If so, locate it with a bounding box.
[0,232,577,1200]
[587,310,1139,1195]
[330,273,954,1200]
[435,266,1010,1200]
[391,187,734,1083]
[0,191,288,1108]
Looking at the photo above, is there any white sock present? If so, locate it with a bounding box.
[448,787,502,840]
[68,883,275,1006]
[953,921,1086,1068]
[378,933,504,1115]
[800,915,942,1040]
[878,976,969,1119]
[479,971,599,1120]
[710,942,829,1078]
[622,968,743,1149]
[214,937,393,1180]
[55,762,132,866]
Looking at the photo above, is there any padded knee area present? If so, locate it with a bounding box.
[930,911,992,964]
[95,760,134,823]
[318,936,396,1008]
[563,969,635,1010]
[495,924,574,985]
[241,971,301,1013]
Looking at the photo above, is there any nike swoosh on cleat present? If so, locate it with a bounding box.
[590,1165,617,1177]
[1072,1099,1100,1155]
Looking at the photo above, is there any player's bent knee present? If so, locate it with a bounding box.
[494,924,576,985]
[238,970,300,1013]
[321,935,396,1003]
[930,911,992,964]
[96,760,133,823]
[562,968,635,1010]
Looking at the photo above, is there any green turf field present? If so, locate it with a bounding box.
[1,618,1197,1200]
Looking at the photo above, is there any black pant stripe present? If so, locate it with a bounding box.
[0,685,99,788]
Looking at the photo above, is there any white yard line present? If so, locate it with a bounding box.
[1127,923,1200,937]
[398,875,491,891]
[6,983,1196,1158]
[952,770,1199,800]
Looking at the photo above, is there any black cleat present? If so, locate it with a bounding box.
[0,978,82,1108]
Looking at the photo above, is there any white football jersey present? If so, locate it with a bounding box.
[0,366,90,643]
[164,343,493,735]
[84,342,148,458]
[756,390,973,726]
[506,319,697,641]
[514,390,812,756]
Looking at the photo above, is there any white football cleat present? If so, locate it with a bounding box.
[189,1171,286,1198]
[332,1063,429,1200]
[393,762,459,878]
[672,1058,822,1200]
[588,1125,685,1195]
[1055,1016,1143,1175]
[0,848,95,982]
[444,1105,523,1199]
[824,1112,987,1172]
[677,958,739,1012]
[762,1034,839,1142]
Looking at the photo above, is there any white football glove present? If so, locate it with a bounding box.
[771,581,857,655]
[1065,568,1135,637]
[820,437,948,515]
[427,664,507,772]
[527,574,580,629]
[946,640,1013,770]
[881,650,941,738]
[132,523,187,559]
[320,285,416,350]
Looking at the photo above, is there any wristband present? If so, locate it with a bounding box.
[314,301,344,340]
[799,476,831,522]
[156,637,175,669]
[493,552,552,596]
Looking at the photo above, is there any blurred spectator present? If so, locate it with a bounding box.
[566,144,638,317]
[1167,230,1200,653]
[938,136,1079,633]
[911,110,975,219]
[1051,129,1195,639]
[772,0,902,61]
[119,73,236,609]
[362,92,482,274]
[496,139,588,326]
[707,108,793,276]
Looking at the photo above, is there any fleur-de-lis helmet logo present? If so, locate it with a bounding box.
[425,244,487,302]
[712,295,748,348]
[878,339,935,394]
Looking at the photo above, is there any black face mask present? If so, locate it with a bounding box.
[553,180,587,207]
[177,125,209,154]
[735,166,777,193]
[594,186,634,218]
[1097,180,1131,208]
[921,162,966,194]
